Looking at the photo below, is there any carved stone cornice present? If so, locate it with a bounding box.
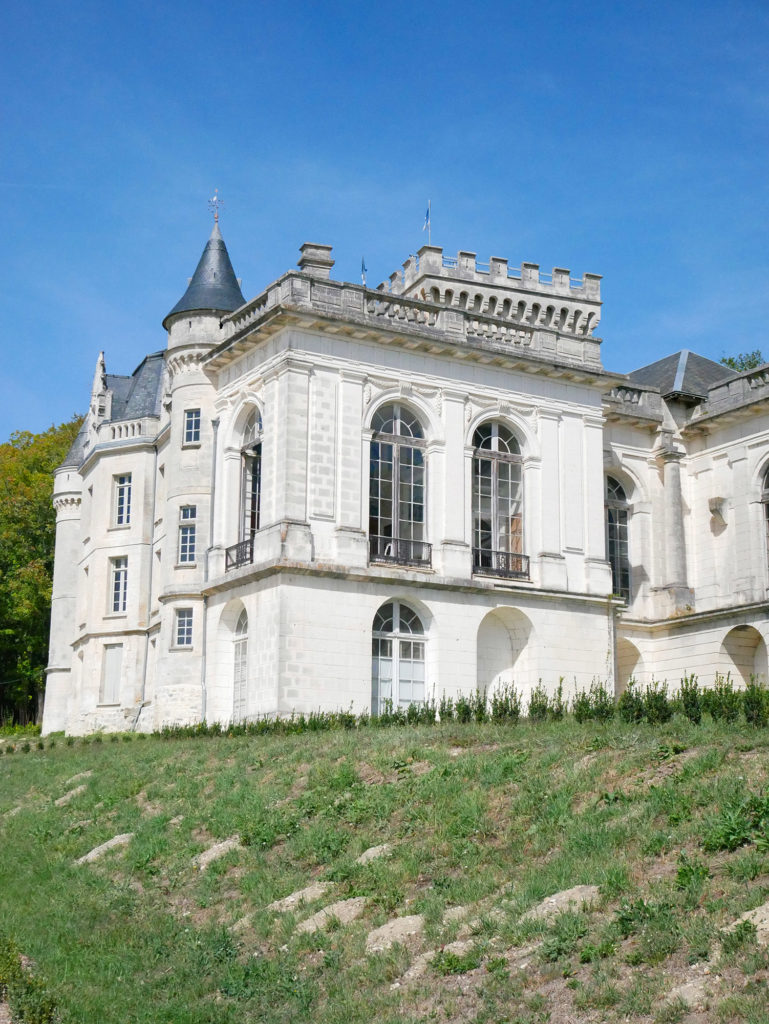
[53,495,82,515]
[167,351,207,378]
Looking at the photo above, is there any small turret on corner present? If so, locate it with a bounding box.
[163,222,246,349]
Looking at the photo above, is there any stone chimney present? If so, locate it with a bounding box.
[298,243,335,279]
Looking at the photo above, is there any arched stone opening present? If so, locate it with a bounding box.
[721,625,768,687]
[476,607,532,700]
[616,637,643,696]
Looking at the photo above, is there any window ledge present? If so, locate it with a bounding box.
[174,562,197,569]
[96,703,120,709]
[104,613,127,620]
[170,645,194,652]
[108,524,131,532]
[181,442,201,450]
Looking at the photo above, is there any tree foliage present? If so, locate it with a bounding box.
[0,416,83,722]
[720,350,765,372]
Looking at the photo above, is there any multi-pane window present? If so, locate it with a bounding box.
[368,403,429,566]
[472,422,525,576]
[175,608,193,647]
[241,410,263,543]
[114,474,132,526]
[178,505,197,563]
[763,468,769,566]
[606,476,630,602]
[110,557,128,613]
[100,644,123,704]
[184,409,201,444]
[371,601,425,715]
[233,609,248,723]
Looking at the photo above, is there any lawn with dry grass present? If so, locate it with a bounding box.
[1,715,769,1023]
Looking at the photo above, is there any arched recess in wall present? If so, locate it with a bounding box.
[720,625,768,687]
[615,637,644,696]
[476,607,532,700]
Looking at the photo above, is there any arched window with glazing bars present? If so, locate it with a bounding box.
[762,467,769,568]
[226,409,263,571]
[371,601,426,715]
[368,403,431,567]
[472,422,528,578]
[606,476,630,602]
[232,609,249,723]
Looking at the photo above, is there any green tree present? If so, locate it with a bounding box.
[720,350,765,372]
[0,416,83,723]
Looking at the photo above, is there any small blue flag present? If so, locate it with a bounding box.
[361,257,367,285]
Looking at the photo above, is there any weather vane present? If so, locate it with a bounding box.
[208,188,223,223]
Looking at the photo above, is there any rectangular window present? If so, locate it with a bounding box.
[110,557,128,613]
[100,644,123,704]
[178,505,197,563]
[184,409,201,444]
[114,474,132,526]
[175,608,193,647]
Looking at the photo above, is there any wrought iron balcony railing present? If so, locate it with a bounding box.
[225,537,254,571]
[472,547,530,580]
[369,536,432,568]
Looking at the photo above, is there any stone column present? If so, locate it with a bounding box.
[536,409,567,589]
[335,370,367,566]
[657,448,694,612]
[43,488,82,733]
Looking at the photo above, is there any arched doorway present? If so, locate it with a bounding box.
[233,609,249,723]
[371,600,426,714]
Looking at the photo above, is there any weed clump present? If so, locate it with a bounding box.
[0,936,58,1024]
[744,676,769,728]
[679,673,702,725]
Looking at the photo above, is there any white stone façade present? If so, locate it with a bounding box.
[42,230,769,734]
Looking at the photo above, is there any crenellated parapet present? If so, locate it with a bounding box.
[53,494,82,517]
[215,268,608,376]
[385,245,602,338]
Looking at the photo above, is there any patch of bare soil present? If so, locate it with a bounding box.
[76,833,134,865]
[135,790,163,816]
[366,914,424,953]
[275,764,310,805]
[267,881,334,912]
[0,1000,11,1023]
[295,896,367,935]
[520,885,601,923]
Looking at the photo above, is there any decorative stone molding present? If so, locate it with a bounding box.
[54,495,82,515]
[167,351,207,378]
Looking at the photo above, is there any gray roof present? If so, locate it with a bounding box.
[629,349,736,399]
[59,352,165,470]
[107,351,165,420]
[163,222,245,327]
[59,419,89,469]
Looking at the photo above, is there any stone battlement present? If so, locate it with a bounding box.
[381,245,602,337]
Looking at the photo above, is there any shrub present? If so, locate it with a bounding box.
[438,693,454,722]
[489,683,522,724]
[549,678,566,720]
[618,679,644,723]
[573,688,593,723]
[455,693,473,724]
[528,681,550,722]
[744,676,769,728]
[707,673,742,722]
[470,688,488,723]
[590,680,615,723]
[679,674,702,725]
[643,681,672,724]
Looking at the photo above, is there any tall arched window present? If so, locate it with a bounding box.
[369,403,430,567]
[233,609,249,723]
[472,422,527,578]
[241,409,262,543]
[371,601,425,714]
[606,476,630,602]
[762,467,769,565]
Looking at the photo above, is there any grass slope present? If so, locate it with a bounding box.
[1,718,769,1024]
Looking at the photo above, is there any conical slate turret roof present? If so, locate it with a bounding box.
[163,222,245,328]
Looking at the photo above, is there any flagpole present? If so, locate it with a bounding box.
[428,200,431,246]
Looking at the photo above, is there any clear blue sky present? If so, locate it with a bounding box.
[1,0,768,440]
